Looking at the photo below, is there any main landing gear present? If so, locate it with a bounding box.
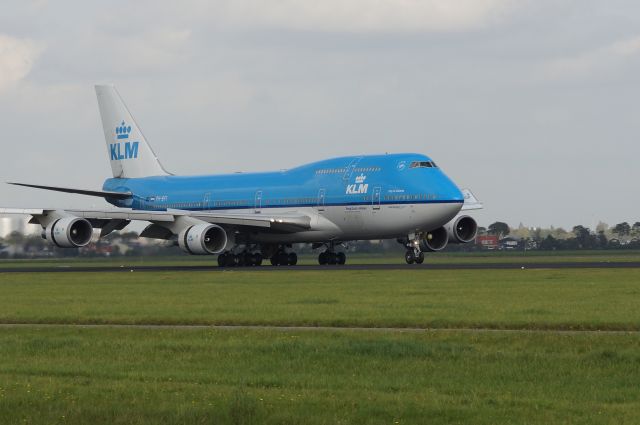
[217,250,263,267]
[270,248,298,266]
[314,242,347,266]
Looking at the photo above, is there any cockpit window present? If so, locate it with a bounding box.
[409,161,437,169]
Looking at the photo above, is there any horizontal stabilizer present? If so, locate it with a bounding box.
[8,182,132,200]
[460,188,483,211]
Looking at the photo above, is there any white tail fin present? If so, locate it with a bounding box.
[95,85,169,178]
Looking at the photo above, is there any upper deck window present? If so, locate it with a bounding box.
[409,161,437,169]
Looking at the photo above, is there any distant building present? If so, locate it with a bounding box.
[499,236,521,250]
[476,235,498,250]
[0,217,40,238]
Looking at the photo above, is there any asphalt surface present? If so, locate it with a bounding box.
[1,261,640,273]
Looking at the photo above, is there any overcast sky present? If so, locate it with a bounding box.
[1,0,639,229]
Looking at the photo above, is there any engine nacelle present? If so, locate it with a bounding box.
[178,223,228,255]
[44,217,93,248]
[445,215,478,244]
[419,226,449,252]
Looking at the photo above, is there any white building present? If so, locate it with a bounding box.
[0,217,40,238]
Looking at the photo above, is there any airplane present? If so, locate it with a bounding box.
[0,85,482,267]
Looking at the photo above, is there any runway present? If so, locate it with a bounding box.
[1,261,640,273]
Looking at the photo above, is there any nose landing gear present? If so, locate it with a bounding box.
[404,249,424,265]
[400,234,425,265]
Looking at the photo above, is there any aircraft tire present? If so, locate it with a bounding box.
[415,251,424,264]
[327,252,338,265]
[270,255,278,266]
[227,254,239,267]
[252,252,262,266]
[318,251,328,265]
[288,252,298,266]
[337,252,346,265]
[217,253,226,267]
[278,252,289,266]
[405,250,415,264]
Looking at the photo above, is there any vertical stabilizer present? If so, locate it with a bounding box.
[95,85,169,178]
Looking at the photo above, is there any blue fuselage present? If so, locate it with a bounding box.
[102,153,464,213]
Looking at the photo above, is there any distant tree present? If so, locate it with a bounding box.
[612,222,631,238]
[476,226,487,236]
[631,222,640,238]
[488,222,510,238]
[5,231,24,246]
[539,235,557,250]
[596,231,608,249]
[572,225,596,249]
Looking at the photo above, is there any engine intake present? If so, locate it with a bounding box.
[446,215,478,244]
[419,226,448,252]
[178,223,227,255]
[45,217,93,248]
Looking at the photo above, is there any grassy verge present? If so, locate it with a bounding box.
[1,327,639,425]
[1,269,640,330]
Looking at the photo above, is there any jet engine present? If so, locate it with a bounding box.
[445,215,478,244]
[419,226,449,252]
[178,223,228,255]
[44,217,94,248]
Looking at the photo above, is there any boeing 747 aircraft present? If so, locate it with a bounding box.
[1,85,482,266]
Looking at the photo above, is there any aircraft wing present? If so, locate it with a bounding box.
[0,207,312,237]
[7,182,132,200]
[460,189,483,211]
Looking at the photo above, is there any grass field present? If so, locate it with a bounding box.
[1,259,640,423]
[1,328,640,425]
[0,268,639,330]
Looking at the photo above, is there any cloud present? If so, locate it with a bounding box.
[200,0,518,33]
[541,35,640,80]
[0,34,41,91]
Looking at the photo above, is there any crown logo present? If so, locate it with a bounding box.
[355,174,366,184]
[115,121,132,140]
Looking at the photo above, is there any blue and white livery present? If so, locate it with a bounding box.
[1,85,482,266]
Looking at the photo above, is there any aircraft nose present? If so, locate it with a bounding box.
[437,174,464,203]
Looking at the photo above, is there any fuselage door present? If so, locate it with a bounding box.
[203,192,211,211]
[342,156,363,182]
[317,188,326,212]
[372,186,381,210]
[254,190,263,213]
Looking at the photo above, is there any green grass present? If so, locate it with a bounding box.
[1,268,640,330]
[2,265,640,423]
[1,327,640,425]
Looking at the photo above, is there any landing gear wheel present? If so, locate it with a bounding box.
[336,252,346,265]
[415,251,424,264]
[405,250,415,265]
[217,253,226,267]
[327,252,338,265]
[252,252,263,266]
[287,252,298,266]
[318,251,328,265]
[270,255,278,266]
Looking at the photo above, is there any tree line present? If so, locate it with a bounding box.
[481,221,640,250]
